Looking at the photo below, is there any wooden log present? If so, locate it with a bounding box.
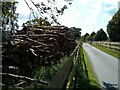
[27,25,66,30]
[14,81,26,87]
[3,25,77,67]
[15,34,58,38]
[1,73,49,85]
[25,37,48,46]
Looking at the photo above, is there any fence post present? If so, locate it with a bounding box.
[45,43,81,89]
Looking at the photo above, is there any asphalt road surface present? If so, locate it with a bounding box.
[82,43,119,90]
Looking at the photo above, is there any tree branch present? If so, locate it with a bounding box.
[1,73,49,85]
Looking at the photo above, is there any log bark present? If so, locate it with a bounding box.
[1,73,49,85]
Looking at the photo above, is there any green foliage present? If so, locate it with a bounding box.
[85,32,96,41]
[22,18,51,27]
[90,32,96,41]
[24,0,72,25]
[85,35,91,41]
[85,32,95,41]
[69,27,81,38]
[107,9,120,42]
[82,33,89,42]
[27,55,68,88]
[93,28,107,41]
[1,2,19,30]
[91,32,95,36]
[74,48,100,89]
[1,1,19,39]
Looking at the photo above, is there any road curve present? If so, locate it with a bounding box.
[82,43,119,90]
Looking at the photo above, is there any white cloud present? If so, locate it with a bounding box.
[100,0,119,5]
[79,0,119,35]
[77,0,89,7]
[15,0,119,35]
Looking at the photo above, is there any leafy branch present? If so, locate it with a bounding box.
[23,0,72,25]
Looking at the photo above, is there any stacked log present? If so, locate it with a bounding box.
[2,26,76,77]
[2,26,77,87]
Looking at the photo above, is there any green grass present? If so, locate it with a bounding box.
[24,55,69,89]
[92,44,120,59]
[74,48,101,90]
[83,48,100,89]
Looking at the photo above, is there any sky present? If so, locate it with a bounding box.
[15,0,119,35]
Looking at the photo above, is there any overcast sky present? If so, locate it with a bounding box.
[16,0,119,35]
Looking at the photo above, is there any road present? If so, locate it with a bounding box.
[82,43,119,90]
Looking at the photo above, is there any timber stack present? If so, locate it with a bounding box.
[2,26,77,77]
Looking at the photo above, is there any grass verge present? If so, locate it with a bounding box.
[83,48,100,89]
[92,44,120,59]
[74,47,101,90]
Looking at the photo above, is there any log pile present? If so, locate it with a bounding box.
[2,26,77,77]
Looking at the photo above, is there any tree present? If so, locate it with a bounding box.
[69,27,81,38]
[22,18,51,27]
[85,32,96,41]
[23,0,72,25]
[1,1,19,41]
[83,33,89,42]
[85,35,93,41]
[93,28,107,41]
[107,9,120,42]
[90,31,96,41]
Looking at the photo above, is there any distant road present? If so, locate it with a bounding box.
[82,43,119,90]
